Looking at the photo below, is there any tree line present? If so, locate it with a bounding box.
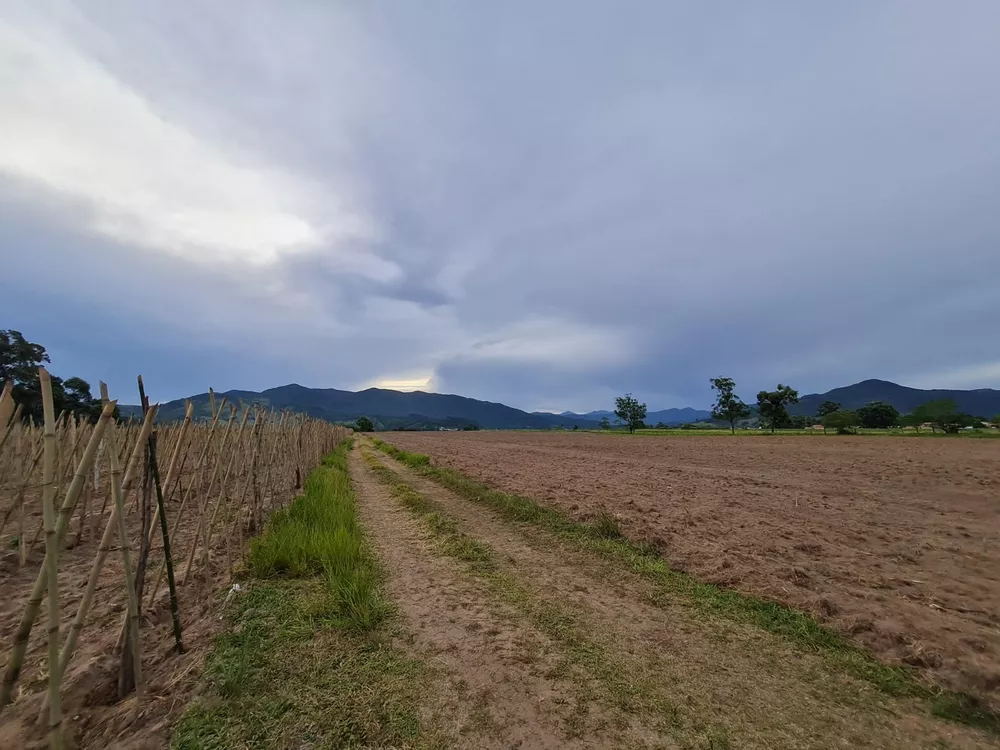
[1,329,116,424]
[610,377,998,434]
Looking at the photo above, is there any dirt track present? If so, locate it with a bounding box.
[380,431,1000,702]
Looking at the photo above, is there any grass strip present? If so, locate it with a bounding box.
[361,449,731,747]
[172,439,442,750]
[372,438,999,735]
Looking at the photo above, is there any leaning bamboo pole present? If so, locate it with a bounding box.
[180,408,238,584]
[39,371,62,750]
[108,421,143,698]
[0,381,13,429]
[8,402,148,708]
[25,420,88,558]
[145,405,227,605]
[148,430,183,653]
[0,401,118,712]
[142,402,193,553]
[0,442,41,540]
[200,407,252,577]
[0,385,345,727]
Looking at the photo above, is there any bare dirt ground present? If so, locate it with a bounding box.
[349,448,632,748]
[381,431,1000,703]
[359,441,994,748]
[0,478,255,749]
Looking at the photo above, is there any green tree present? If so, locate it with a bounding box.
[709,376,751,434]
[654,421,667,429]
[856,401,900,429]
[816,400,840,433]
[823,409,859,434]
[992,415,1000,430]
[756,384,799,433]
[817,401,840,418]
[598,416,611,430]
[354,416,374,432]
[614,393,647,434]
[463,423,480,431]
[912,400,962,433]
[1,329,107,423]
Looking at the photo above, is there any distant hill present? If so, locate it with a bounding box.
[553,407,713,425]
[121,378,1000,430]
[791,379,1000,417]
[122,384,601,430]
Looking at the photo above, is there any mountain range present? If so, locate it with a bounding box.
[790,379,1000,418]
[120,384,599,429]
[120,379,1000,429]
[550,408,713,425]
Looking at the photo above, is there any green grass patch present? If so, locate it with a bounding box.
[172,439,442,749]
[371,439,1000,735]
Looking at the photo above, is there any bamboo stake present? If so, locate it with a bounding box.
[0,441,41,539]
[0,404,25,491]
[201,407,251,577]
[39,370,63,750]
[25,420,87,556]
[149,429,183,652]
[109,420,143,698]
[146,404,227,604]
[0,381,13,430]
[142,402,193,553]
[2,402,143,714]
[0,401,117,712]
[133,376,154,607]
[180,408,239,584]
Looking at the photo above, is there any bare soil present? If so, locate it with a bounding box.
[0,477,259,749]
[381,431,1000,703]
[364,446,994,748]
[348,448,634,748]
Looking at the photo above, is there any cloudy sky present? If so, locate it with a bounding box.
[2,1,998,412]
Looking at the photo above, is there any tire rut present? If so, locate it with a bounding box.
[366,442,994,750]
[348,447,639,749]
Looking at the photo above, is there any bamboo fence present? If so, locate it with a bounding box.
[0,373,346,747]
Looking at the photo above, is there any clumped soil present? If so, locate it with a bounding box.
[0,475,253,749]
[383,431,1000,703]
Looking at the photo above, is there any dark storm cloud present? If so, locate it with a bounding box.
[2,1,999,411]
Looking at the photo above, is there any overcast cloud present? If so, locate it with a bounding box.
[2,0,998,412]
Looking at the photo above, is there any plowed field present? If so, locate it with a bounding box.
[381,431,1000,703]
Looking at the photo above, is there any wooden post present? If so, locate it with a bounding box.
[179,408,238,584]
[26,404,148,711]
[109,419,143,698]
[149,430,183,652]
[39,370,63,750]
[146,404,227,604]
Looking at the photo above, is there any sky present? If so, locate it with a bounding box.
[2,1,999,413]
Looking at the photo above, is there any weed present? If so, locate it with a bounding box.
[589,509,623,540]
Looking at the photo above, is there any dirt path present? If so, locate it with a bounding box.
[361,441,995,749]
[348,447,641,748]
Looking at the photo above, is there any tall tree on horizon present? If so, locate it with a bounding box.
[756,384,799,433]
[709,377,751,434]
[614,393,647,434]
